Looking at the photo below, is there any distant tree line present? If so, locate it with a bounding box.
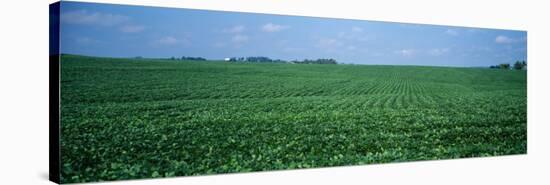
[181,56,207,61]
[291,58,337,64]
[227,56,286,63]
[490,60,526,70]
[137,55,339,64]
[513,60,527,70]
[166,56,207,61]
[227,56,338,64]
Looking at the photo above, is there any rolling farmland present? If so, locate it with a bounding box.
[60,55,527,183]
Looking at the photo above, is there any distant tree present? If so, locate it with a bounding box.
[294,58,337,64]
[224,56,337,64]
[499,63,510,69]
[513,60,527,70]
[316,58,337,64]
[246,56,272,63]
[180,56,207,61]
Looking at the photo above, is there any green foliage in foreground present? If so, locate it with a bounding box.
[60,55,526,183]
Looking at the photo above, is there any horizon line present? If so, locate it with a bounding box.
[58,53,527,69]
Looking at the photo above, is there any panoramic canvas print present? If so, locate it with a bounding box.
[50,1,527,184]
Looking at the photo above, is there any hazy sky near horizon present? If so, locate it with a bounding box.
[59,1,527,67]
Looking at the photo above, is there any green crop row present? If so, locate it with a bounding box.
[59,55,526,183]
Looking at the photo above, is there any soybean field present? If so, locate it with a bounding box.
[60,54,527,183]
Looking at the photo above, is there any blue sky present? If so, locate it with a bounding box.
[59,1,527,67]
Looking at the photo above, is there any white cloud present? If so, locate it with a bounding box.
[394,49,416,57]
[232,35,249,43]
[495,35,518,44]
[261,23,289,32]
[428,48,450,56]
[337,31,371,42]
[317,38,344,49]
[61,10,146,34]
[119,25,145,33]
[223,25,245,33]
[351,26,363,33]
[61,10,129,26]
[445,29,459,36]
[337,32,347,39]
[157,36,178,45]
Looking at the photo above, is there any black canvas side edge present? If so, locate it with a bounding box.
[49,2,61,184]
